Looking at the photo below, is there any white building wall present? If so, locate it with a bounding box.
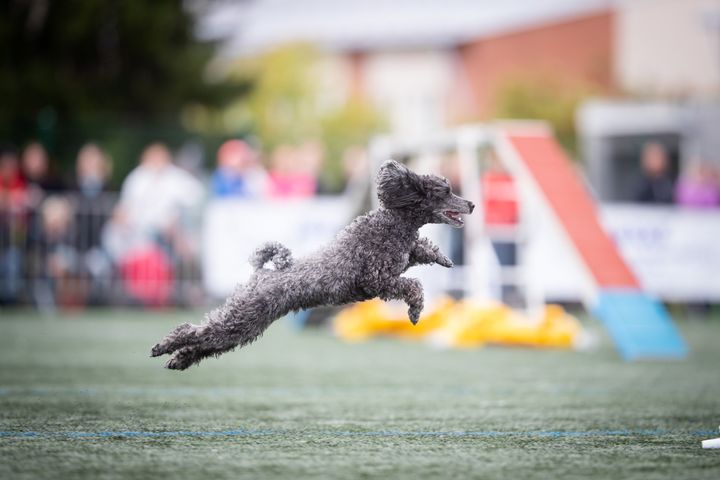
[615,0,720,96]
[616,0,720,97]
[363,50,456,139]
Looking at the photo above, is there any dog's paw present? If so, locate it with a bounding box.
[408,308,421,325]
[165,355,192,371]
[150,344,165,357]
[165,346,204,370]
[151,323,197,358]
[436,255,453,268]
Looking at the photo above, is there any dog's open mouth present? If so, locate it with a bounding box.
[440,210,465,227]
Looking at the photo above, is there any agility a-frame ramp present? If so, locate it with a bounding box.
[495,123,687,360]
[368,122,687,360]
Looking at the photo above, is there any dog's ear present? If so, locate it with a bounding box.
[376,160,425,209]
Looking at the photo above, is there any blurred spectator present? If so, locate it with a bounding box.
[0,145,26,303]
[211,139,266,198]
[176,141,206,181]
[482,155,520,305]
[101,206,147,267]
[21,142,65,206]
[483,164,519,228]
[21,142,66,252]
[634,142,674,204]
[74,143,110,198]
[71,143,114,304]
[118,241,175,308]
[72,143,112,250]
[0,145,26,216]
[35,196,78,309]
[108,143,204,306]
[267,141,322,198]
[118,143,204,237]
[675,160,720,208]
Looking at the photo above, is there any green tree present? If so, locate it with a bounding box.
[492,75,594,156]
[0,0,247,181]
[226,44,385,191]
[223,44,325,151]
[320,99,386,191]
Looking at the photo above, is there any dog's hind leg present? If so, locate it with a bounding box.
[150,282,252,359]
[164,345,216,370]
[155,277,284,369]
[380,277,424,325]
[150,322,202,357]
[163,319,253,370]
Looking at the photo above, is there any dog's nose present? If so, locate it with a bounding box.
[468,201,475,214]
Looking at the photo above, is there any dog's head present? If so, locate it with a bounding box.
[376,160,474,228]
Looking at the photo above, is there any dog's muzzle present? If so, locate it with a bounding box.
[439,199,474,228]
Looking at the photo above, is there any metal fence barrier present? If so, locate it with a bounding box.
[0,192,203,310]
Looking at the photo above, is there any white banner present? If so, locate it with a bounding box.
[202,200,720,302]
[202,198,356,298]
[521,205,720,303]
[600,205,720,301]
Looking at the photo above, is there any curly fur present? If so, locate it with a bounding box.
[151,160,474,370]
[249,241,294,271]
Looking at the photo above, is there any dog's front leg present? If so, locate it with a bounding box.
[409,237,453,268]
[379,277,424,325]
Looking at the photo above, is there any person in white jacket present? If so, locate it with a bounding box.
[103,143,205,304]
[119,143,204,238]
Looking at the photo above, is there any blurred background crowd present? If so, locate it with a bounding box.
[2,0,720,313]
[0,134,365,310]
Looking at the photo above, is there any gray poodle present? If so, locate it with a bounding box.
[151,160,474,370]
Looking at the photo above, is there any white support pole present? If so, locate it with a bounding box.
[456,126,488,299]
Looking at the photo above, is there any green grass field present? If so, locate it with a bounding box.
[1,309,719,479]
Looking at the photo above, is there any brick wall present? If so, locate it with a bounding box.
[456,11,614,119]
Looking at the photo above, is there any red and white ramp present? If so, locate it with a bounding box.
[496,124,686,360]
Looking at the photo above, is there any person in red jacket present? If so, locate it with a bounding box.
[0,144,27,304]
[0,145,27,216]
[482,157,519,305]
[482,168,518,227]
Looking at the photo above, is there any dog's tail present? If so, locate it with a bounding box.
[249,241,294,271]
